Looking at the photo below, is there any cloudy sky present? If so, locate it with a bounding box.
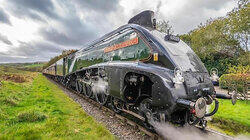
[0,0,237,63]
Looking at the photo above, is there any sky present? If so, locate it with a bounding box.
[0,0,237,63]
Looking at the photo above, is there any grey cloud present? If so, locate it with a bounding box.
[73,0,119,13]
[0,54,44,63]
[39,28,75,46]
[0,8,11,25]
[0,0,236,63]
[38,1,101,47]
[71,0,123,34]
[12,41,62,57]
[5,0,118,48]
[158,0,235,34]
[194,0,233,10]
[111,0,235,34]
[6,0,57,21]
[0,41,63,63]
[0,53,50,63]
[0,55,28,63]
[39,27,95,47]
[0,34,12,45]
[23,12,46,22]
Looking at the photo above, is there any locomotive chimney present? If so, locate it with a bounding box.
[128,10,156,29]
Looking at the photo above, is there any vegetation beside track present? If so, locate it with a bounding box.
[209,99,250,136]
[1,65,249,138]
[0,62,45,72]
[0,68,114,139]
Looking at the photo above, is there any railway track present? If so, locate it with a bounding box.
[46,75,235,140]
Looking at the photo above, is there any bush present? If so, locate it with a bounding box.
[0,74,27,83]
[219,65,249,100]
[3,98,18,106]
[228,65,250,74]
[200,53,240,76]
[17,111,47,122]
[219,73,248,91]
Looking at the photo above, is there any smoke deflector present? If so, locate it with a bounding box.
[128,10,156,29]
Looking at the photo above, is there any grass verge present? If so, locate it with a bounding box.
[0,74,114,139]
[209,99,250,136]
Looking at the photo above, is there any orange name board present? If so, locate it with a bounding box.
[104,37,139,53]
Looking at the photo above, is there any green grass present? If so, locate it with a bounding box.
[0,66,37,83]
[209,99,250,135]
[0,66,28,74]
[0,74,114,139]
[0,63,44,73]
[22,63,44,68]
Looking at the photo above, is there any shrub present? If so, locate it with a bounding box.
[228,65,250,74]
[0,74,27,83]
[3,98,18,106]
[219,65,249,100]
[202,55,239,76]
[17,111,47,122]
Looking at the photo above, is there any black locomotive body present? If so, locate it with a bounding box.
[43,11,233,129]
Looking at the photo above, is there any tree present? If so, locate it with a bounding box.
[179,0,249,75]
[181,18,239,59]
[156,19,174,34]
[180,18,241,75]
[43,49,77,69]
[227,1,249,51]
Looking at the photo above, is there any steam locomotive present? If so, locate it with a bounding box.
[43,10,236,129]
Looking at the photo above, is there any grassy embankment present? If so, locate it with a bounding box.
[209,99,250,136]
[1,65,249,137]
[0,63,45,72]
[0,67,114,139]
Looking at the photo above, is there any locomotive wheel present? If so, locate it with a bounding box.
[95,91,109,106]
[75,80,83,93]
[111,97,122,114]
[140,98,155,131]
[188,115,201,126]
[82,83,87,95]
[84,84,93,98]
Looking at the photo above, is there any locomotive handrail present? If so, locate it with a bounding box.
[204,99,219,117]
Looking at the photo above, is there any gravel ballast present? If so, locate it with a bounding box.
[49,78,151,140]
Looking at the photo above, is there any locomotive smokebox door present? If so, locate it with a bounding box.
[195,98,207,118]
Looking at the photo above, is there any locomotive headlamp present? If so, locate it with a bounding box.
[173,69,184,84]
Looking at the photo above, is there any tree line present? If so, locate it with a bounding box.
[42,49,77,69]
[179,0,249,75]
